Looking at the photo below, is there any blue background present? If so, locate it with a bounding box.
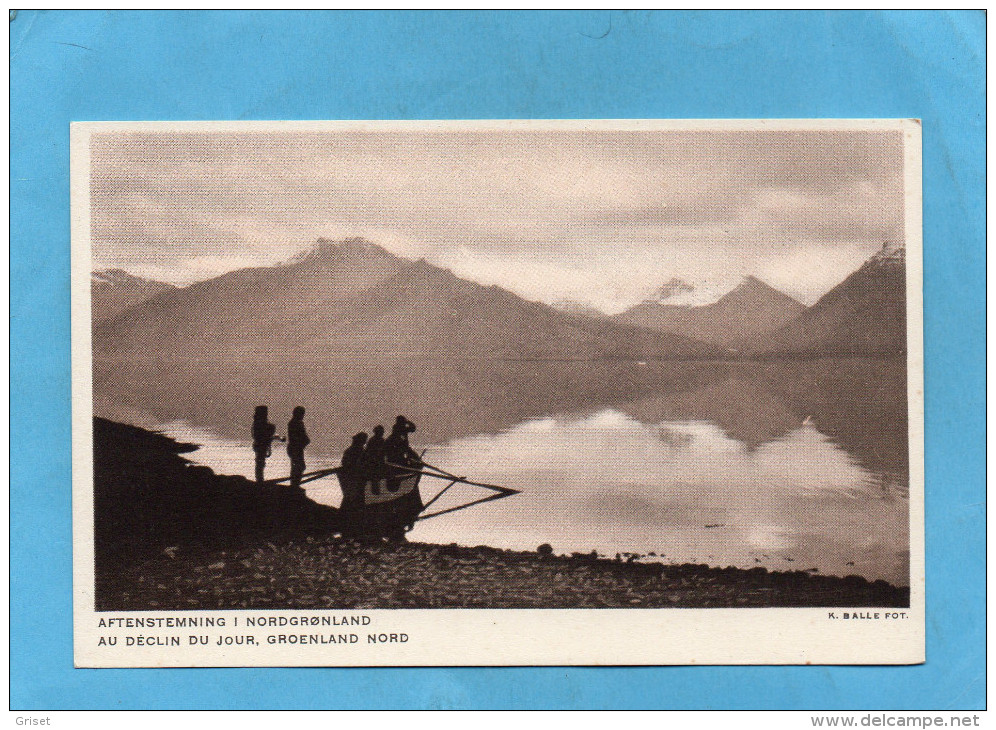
[10,10,985,710]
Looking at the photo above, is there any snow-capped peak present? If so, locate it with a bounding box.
[870,241,905,264]
[91,269,149,287]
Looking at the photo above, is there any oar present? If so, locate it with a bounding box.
[418,477,461,512]
[298,467,341,485]
[416,490,518,521]
[392,451,466,484]
[418,458,464,481]
[385,463,519,495]
[389,457,498,489]
[417,458,522,495]
[267,466,339,486]
[381,456,522,520]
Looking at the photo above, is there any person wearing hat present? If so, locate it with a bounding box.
[385,415,419,467]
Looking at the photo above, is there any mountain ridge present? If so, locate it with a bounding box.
[753,243,906,357]
[91,269,178,323]
[93,239,908,361]
[94,238,717,361]
[612,274,806,348]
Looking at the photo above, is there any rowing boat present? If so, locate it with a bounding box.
[272,455,520,540]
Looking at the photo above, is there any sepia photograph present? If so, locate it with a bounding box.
[72,119,923,666]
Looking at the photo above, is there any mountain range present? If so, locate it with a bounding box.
[93,239,907,360]
[612,275,807,348]
[94,239,713,361]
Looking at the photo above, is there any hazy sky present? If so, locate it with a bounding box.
[89,126,904,311]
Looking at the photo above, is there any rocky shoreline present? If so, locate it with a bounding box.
[98,535,908,611]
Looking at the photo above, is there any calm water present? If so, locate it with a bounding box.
[96,357,910,585]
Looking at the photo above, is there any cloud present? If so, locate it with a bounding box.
[88,127,905,308]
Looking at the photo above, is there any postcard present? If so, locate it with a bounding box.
[71,119,923,666]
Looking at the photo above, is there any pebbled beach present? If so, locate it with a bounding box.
[99,537,908,611]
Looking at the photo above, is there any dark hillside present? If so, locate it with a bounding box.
[93,417,338,575]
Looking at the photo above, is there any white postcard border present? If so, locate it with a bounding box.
[71,119,925,667]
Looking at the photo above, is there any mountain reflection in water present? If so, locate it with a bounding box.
[95,356,910,585]
[413,410,908,585]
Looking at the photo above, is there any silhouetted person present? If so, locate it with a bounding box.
[364,425,387,495]
[251,405,282,484]
[340,432,368,512]
[385,415,419,466]
[287,406,310,490]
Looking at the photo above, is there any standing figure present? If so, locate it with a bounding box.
[385,415,419,466]
[364,425,387,495]
[340,432,368,513]
[251,405,281,484]
[286,406,310,490]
